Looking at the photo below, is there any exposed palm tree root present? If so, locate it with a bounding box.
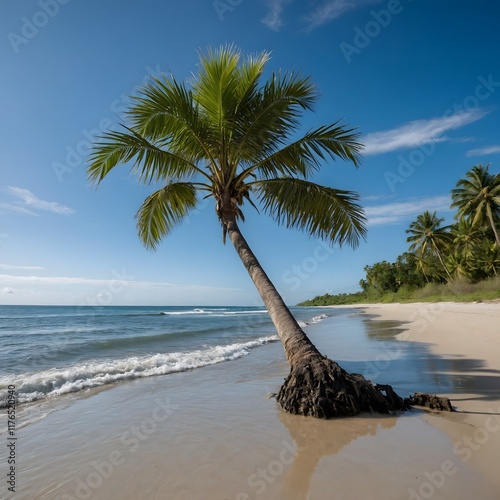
[276,354,452,419]
[406,392,454,411]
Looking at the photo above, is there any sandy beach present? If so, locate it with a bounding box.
[338,301,500,497]
[2,302,500,499]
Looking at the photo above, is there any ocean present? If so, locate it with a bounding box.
[0,305,333,410]
[0,305,495,499]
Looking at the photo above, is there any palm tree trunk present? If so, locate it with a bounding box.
[223,215,319,365]
[418,258,430,284]
[432,243,451,280]
[487,210,500,247]
[223,213,410,418]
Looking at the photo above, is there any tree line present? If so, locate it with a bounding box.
[299,163,500,306]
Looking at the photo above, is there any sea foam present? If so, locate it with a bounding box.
[0,335,278,408]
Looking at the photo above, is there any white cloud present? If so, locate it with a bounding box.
[0,264,45,271]
[0,274,243,293]
[466,145,500,157]
[0,202,38,216]
[0,274,112,286]
[261,0,291,31]
[363,108,489,156]
[1,287,14,294]
[361,194,394,201]
[364,195,452,226]
[304,0,380,31]
[4,187,74,215]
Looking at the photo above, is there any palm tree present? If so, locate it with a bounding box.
[451,163,500,247]
[476,241,500,277]
[445,253,473,281]
[450,216,483,261]
[88,46,408,418]
[406,211,452,279]
[413,254,431,283]
[445,217,484,281]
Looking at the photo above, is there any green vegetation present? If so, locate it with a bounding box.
[299,163,500,306]
[299,277,500,306]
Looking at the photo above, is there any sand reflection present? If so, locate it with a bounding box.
[278,411,397,499]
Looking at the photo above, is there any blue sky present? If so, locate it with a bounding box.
[1,0,499,306]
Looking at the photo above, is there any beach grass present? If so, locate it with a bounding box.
[299,276,500,306]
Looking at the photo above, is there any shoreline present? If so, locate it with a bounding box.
[2,305,500,499]
[327,301,500,494]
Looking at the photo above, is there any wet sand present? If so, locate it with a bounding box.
[336,301,500,497]
[2,305,500,499]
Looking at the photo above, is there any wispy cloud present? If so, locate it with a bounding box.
[365,195,452,226]
[362,194,395,201]
[261,0,291,31]
[363,108,489,156]
[0,274,115,286]
[0,202,38,216]
[0,274,243,293]
[466,145,500,157]
[5,187,74,215]
[304,0,380,31]
[0,264,45,271]
[1,287,14,294]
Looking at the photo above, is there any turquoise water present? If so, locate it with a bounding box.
[0,304,465,413]
[0,305,332,407]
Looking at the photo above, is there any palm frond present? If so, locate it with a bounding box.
[129,75,195,138]
[254,178,366,247]
[127,75,217,170]
[238,122,362,181]
[192,45,242,126]
[87,126,206,186]
[87,45,366,256]
[230,71,318,163]
[135,182,198,250]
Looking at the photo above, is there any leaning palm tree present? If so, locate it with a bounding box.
[451,163,500,247]
[406,211,452,280]
[88,46,409,418]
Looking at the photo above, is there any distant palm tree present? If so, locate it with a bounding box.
[445,217,486,281]
[406,211,452,279]
[88,46,406,418]
[445,253,473,281]
[477,241,500,277]
[413,254,431,283]
[451,163,500,247]
[450,216,483,260]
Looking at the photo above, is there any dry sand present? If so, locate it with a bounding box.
[3,302,500,499]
